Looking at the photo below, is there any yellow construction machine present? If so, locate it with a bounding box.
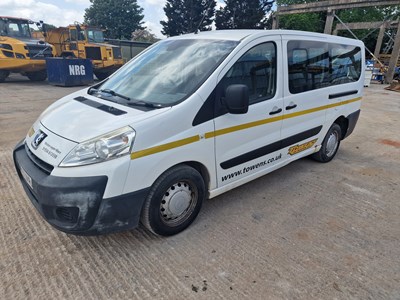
[0,16,56,82]
[43,23,124,80]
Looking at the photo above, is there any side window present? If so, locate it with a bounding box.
[222,42,276,104]
[87,30,94,41]
[288,40,362,94]
[70,29,77,41]
[288,41,329,94]
[330,45,361,85]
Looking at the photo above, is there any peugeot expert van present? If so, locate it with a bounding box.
[13,30,364,236]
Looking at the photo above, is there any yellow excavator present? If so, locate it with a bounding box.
[0,16,56,82]
[42,23,124,80]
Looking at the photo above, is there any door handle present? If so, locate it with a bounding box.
[269,108,282,115]
[286,104,297,110]
[329,90,358,99]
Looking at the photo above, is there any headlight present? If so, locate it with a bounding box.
[60,126,135,167]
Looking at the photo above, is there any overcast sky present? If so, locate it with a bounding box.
[0,0,229,38]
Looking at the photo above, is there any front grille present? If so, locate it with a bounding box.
[112,47,122,59]
[25,45,53,59]
[25,144,54,175]
[85,46,102,60]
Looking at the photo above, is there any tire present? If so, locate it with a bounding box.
[311,123,342,163]
[26,70,47,81]
[141,165,205,236]
[0,70,10,83]
[94,71,111,81]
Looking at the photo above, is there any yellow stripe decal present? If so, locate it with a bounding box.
[282,97,362,120]
[130,97,361,160]
[206,97,362,138]
[130,135,200,160]
[205,114,283,139]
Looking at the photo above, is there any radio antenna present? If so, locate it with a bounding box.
[194,0,214,34]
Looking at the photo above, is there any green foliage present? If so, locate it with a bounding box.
[132,29,159,43]
[43,23,56,30]
[278,12,324,32]
[276,0,324,32]
[215,0,274,29]
[161,0,216,37]
[84,0,144,39]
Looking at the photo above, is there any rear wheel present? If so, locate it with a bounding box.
[141,165,205,236]
[0,70,10,83]
[311,123,342,163]
[26,70,47,82]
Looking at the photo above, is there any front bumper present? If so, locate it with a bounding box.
[13,140,148,235]
[0,58,47,72]
[343,109,361,139]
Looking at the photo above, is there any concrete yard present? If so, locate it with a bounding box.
[0,74,399,299]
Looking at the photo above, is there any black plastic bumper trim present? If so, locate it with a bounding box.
[13,139,149,235]
[343,109,361,139]
[220,125,322,169]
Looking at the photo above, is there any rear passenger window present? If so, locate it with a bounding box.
[331,45,362,85]
[222,42,276,104]
[288,41,361,94]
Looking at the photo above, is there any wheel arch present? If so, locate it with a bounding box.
[334,115,349,140]
[161,161,211,199]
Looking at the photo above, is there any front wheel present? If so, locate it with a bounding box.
[26,70,47,81]
[311,123,342,163]
[141,165,205,236]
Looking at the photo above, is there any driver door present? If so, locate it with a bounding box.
[213,36,284,187]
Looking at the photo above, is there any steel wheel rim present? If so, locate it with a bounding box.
[325,131,339,157]
[160,180,198,226]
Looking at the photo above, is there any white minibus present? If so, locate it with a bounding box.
[13,30,364,236]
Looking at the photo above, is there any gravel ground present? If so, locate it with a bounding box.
[0,75,399,299]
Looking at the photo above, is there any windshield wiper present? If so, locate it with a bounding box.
[87,86,98,95]
[127,101,164,109]
[99,89,131,100]
[88,88,131,101]
[87,87,163,109]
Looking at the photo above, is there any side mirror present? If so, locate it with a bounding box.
[224,84,249,114]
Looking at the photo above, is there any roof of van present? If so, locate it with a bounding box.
[170,29,362,44]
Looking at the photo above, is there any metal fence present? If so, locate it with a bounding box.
[105,39,153,63]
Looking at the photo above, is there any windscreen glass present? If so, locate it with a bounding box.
[87,30,104,42]
[98,39,239,105]
[1,19,31,38]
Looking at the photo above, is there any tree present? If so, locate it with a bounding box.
[215,0,274,30]
[84,0,144,39]
[161,0,216,37]
[132,29,159,43]
[276,0,325,32]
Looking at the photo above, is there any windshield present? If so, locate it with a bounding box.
[86,29,104,43]
[97,39,239,105]
[0,19,31,38]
